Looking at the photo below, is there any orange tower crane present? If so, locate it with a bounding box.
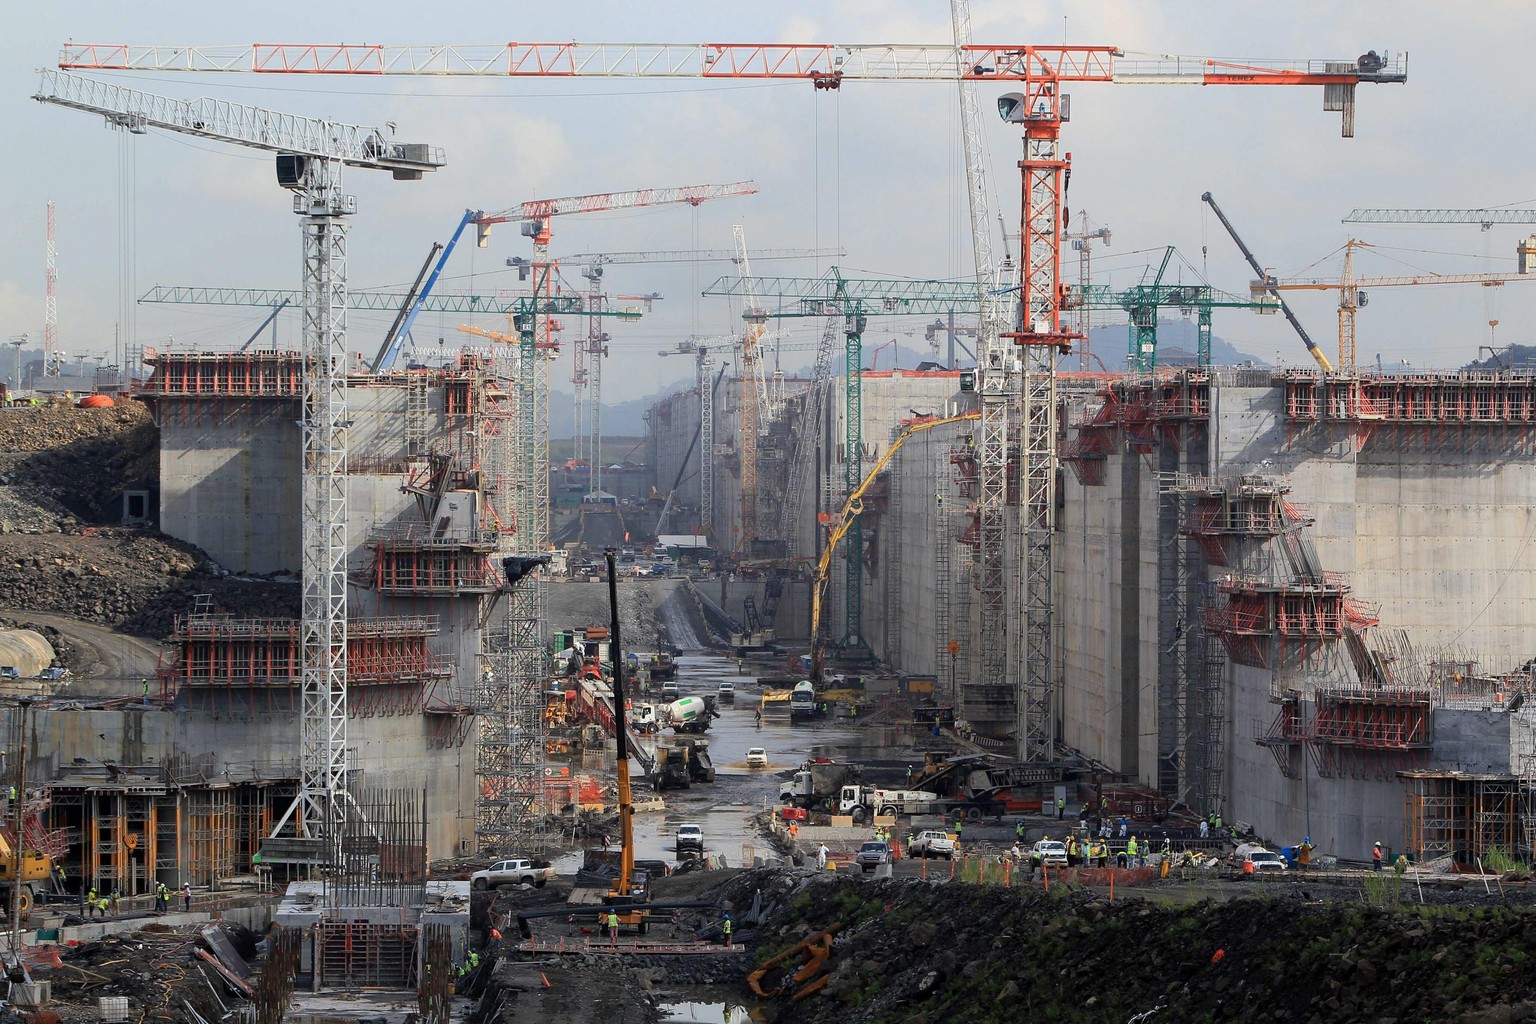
[59,41,1408,766]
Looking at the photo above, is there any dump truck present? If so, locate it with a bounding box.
[661,736,715,784]
[779,760,862,810]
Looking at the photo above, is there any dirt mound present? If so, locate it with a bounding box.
[0,401,157,530]
[0,527,298,639]
[747,873,1536,1024]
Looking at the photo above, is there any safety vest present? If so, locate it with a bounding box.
[1127,840,1138,857]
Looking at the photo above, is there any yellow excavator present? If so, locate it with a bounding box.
[602,549,649,936]
[808,411,980,683]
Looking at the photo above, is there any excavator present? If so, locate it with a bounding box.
[808,410,980,684]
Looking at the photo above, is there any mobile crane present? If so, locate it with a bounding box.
[602,548,649,936]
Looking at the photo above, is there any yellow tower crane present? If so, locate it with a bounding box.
[1266,238,1536,370]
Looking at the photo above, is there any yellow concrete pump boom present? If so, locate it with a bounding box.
[809,410,980,682]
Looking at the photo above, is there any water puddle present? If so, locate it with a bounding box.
[657,985,766,1022]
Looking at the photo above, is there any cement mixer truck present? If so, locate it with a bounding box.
[659,696,719,735]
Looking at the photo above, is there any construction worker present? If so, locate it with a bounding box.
[109,890,120,916]
[1126,836,1139,868]
[953,818,963,841]
[817,843,829,869]
[1161,837,1172,859]
[485,926,503,955]
[1056,795,1066,820]
[1015,820,1026,842]
[467,949,481,973]
[141,677,150,705]
[1372,841,1384,871]
[183,883,193,912]
[1394,854,1409,876]
[156,882,170,914]
[737,658,744,675]
[86,886,97,915]
[722,913,733,948]
[1297,837,1314,871]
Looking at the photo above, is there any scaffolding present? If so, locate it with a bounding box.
[165,614,452,717]
[1308,689,1432,779]
[1404,773,1525,865]
[139,350,306,398]
[1279,370,1536,453]
[361,523,503,596]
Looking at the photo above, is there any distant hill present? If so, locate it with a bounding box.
[1086,320,1267,369]
[1465,345,1536,371]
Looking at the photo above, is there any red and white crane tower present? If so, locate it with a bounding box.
[60,40,1407,768]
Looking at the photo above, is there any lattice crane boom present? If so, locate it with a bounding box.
[1344,209,1536,227]
[62,42,1406,90]
[35,69,442,861]
[474,182,756,230]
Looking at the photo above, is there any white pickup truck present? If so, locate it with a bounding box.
[470,858,557,890]
[907,830,956,860]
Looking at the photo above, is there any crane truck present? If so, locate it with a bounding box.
[601,550,649,936]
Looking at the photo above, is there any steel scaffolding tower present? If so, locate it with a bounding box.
[35,69,444,862]
[698,345,715,536]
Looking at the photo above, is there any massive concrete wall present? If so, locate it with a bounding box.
[29,703,475,864]
[159,401,301,575]
[1052,377,1536,854]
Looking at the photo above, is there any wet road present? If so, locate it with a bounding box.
[556,653,860,870]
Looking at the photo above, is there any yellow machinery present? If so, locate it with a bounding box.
[0,830,52,920]
[602,550,649,935]
[809,412,979,682]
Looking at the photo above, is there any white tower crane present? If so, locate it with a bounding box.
[33,70,444,861]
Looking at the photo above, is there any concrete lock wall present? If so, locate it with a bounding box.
[159,401,301,575]
[33,705,473,861]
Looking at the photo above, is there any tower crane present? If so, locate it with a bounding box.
[1344,209,1536,230]
[33,69,443,862]
[560,244,843,501]
[471,182,752,845]
[472,181,756,556]
[948,0,1027,744]
[705,269,980,658]
[1261,238,1536,370]
[65,39,1407,764]
[1065,214,1113,371]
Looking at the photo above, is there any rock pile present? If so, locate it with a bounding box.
[0,401,157,532]
[747,872,1536,1024]
[0,402,299,638]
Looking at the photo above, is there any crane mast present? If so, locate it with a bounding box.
[734,226,773,553]
[34,69,443,862]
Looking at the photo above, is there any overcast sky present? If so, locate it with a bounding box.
[6,2,1535,394]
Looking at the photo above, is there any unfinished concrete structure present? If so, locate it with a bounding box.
[1054,367,1536,860]
[660,357,1536,862]
[3,349,529,891]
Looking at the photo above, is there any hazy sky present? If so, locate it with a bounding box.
[6,2,1536,393]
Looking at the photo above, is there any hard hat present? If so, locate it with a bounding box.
[1374,841,1382,847]
[1304,837,1311,844]
[724,913,731,919]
